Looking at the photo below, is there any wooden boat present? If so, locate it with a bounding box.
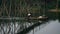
[25,16,48,20]
[25,0,48,20]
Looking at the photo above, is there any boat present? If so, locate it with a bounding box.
[37,15,48,20]
[25,0,48,20]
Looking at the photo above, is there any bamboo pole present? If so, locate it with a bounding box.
[0,8,1,16]
[16,0,21,17]
[43,0,45,16]
[0,4,3,17]
[17,2,19,17]
[1,0,4,17]
[39,0,41,16]
[14,0,16,17]
[2,0,10,17]
[56,0,58,18]
[9,0,12,17]
[20,0,22,17]
[4,4,10,17]
[33,28,34,34]
[14,0,17,34]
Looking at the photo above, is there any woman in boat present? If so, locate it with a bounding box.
[27,12,32,23]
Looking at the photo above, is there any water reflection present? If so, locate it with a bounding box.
[27,19,60,34]
[0,19,60,34]
[0,22,21,34]
[0,20,39,34]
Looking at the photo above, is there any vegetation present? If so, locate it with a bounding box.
[0,0,60,17]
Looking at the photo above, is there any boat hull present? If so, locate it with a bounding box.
[25,17,48,21]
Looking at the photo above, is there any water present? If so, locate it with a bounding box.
[0,19,60,34]
[27,19,60,34]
